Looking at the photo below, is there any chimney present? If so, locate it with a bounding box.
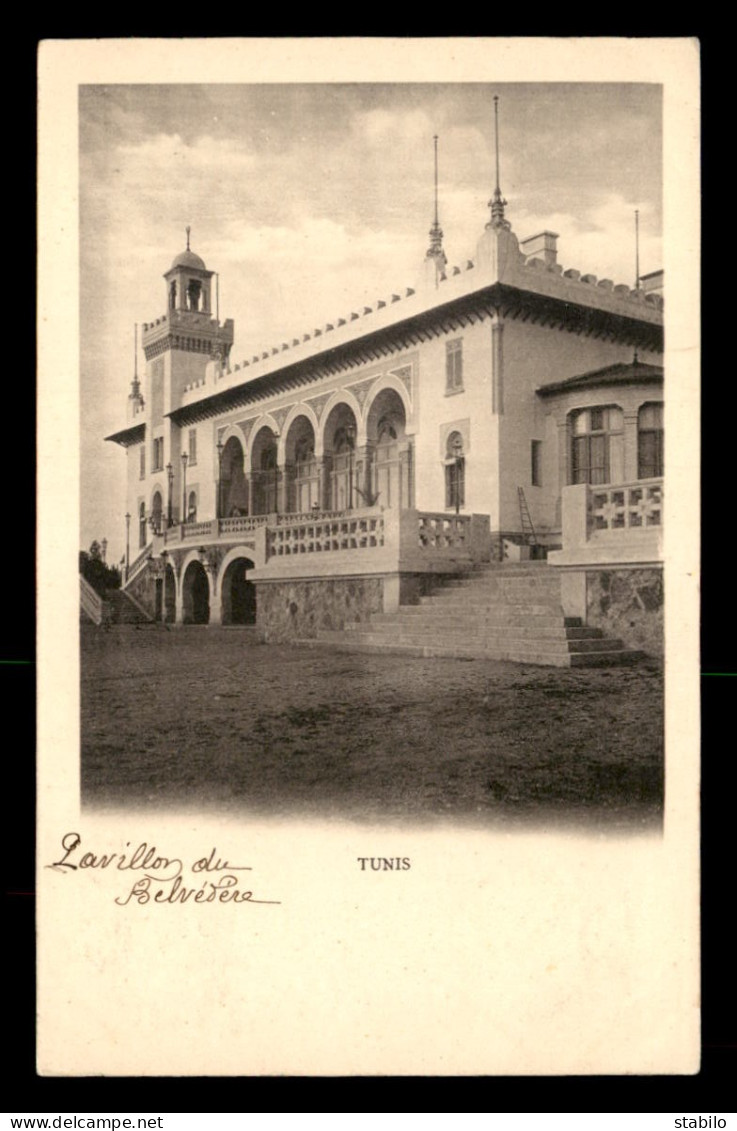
[639,269,664,297]
[520,230,559,267]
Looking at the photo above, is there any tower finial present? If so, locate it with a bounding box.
[425,134,447,278]
[129,323,141,402]
[186,225,191,251]
[487,94,511,231]
[634,209,640,291]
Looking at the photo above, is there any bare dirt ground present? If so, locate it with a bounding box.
[81,624,664,831]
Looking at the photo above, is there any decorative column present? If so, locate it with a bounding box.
[216,439,224,519]
[280,462,294,514]
[124,512,131,580]
[181,451,188,527]
[317,455,332,511]
[622,411,640,483]
[557,419,571,497]
[398,440,414,510]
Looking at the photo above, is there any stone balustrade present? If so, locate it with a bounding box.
[268,509,385,558]
[126,543,152,583]
[549,478,664,567]
[589,479,662,533]
[80,574,104,625]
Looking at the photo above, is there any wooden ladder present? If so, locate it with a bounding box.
[517,487,538,547]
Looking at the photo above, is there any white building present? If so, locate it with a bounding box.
[106,175,664,664]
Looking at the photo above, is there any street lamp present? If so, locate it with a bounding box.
[160,550,168,622]
[124,512,130,579]
[216,439,224,520]
[166,462,174,527]
[272,429,280,514]
[346,422,356,510]
[181,452,188,525]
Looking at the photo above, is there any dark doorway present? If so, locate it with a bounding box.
[182,560,210,625]
[222,557,256,625]
[154,578,163,621]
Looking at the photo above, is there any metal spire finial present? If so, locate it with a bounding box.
[130,322,141,400]
[487,94,511,231]
[426,134,447,277]
[634,209,641,291]
[186,225,191,251]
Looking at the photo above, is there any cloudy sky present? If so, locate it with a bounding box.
[79,82,662,560]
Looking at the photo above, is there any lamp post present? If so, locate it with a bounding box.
[346,422,356,510]
[166,462,173,527]
[160,550,168,623]
[272,430,280,514]
[124,513,130,579]
[216,439,224,520]
[181,452,188,525]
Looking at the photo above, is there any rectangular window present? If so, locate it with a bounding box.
[139,446,145,479]
[531,440,542,487]
[152,437,164,471]
[570,406,622,486]
[189,429,198,466]
[638,403,664,479]
[446,338,463,393]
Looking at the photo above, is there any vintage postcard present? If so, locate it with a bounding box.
[37,38,700,1076]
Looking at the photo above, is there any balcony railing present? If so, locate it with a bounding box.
[268,510,385,557]
[550,478,664,568]
[134,506,492,577]
[589,479,662,533]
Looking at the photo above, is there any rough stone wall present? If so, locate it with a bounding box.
[256,577,384,642]
[587,568,663,655]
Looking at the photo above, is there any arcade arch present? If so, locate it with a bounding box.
[220,555,257,625]
[220,435,248,517]
[182,559,210,624]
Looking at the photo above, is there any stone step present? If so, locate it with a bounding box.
[353,618,605,641]
[320,626,626,653]
[310,635,642,668]
[359,615,571,633]
[419,597,564,614]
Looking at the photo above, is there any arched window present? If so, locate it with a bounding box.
[151,491,163,534]
[638,403,664,479]
[188,491,197,522]
[445,431,465,510]
[570,406,623,485]
[139,502,146,548]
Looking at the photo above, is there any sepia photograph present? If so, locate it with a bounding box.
[79,80,665,829]
[37,39,700,1078]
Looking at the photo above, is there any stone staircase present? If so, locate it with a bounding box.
[104,589,153,625]
[313,562,642,667]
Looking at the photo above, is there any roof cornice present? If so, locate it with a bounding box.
[168,281,664,427]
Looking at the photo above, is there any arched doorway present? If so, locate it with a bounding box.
[182,560,210,624]
[220,436,248,517]
[323,404,358,511]
[284,416,318,513]
[366,389,408,508]
[221,556,256,625]
[251,426,279,514]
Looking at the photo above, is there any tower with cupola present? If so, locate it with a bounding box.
[139,230,234,525]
